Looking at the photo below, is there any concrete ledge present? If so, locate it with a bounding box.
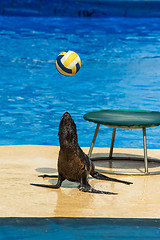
[1,145,160,218]
[1,0,160,17]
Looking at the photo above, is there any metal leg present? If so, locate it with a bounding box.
[143,127,148,173]
[88,124,160,175]
[109,128,116,159]
[88,123,100,159]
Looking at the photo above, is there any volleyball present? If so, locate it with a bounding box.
[56,50,81,76]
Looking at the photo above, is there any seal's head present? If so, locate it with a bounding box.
[58,112,78,148]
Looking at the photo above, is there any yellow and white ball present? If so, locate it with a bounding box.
[56,50,81,76]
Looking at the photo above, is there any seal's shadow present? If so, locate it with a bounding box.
[35,168,57,174]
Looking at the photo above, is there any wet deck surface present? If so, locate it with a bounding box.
[1,145,160,218]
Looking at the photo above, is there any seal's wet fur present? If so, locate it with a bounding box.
[31,112,132,194]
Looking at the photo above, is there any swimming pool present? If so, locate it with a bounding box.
[0,217,160,240]
[0,16,160,148]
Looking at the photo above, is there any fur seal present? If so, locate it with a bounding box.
[31,112,132,194]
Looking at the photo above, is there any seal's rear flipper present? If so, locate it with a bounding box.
[38,174,58,178]
[92,172,133,185]
[78,185,117,195]
[31,174,65,189]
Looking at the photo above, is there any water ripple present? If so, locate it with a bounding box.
[0,16,160,148]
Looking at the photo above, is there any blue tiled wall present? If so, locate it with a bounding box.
[0,0,160,17]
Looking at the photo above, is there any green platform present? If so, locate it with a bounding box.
[84,110,160,129]
[83,110,160,175]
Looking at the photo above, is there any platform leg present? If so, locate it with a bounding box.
[109,128,116,159]
[88,123,100,159]
[143,127,148,173]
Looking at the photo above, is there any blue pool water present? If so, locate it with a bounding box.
[0,218,160,240]
[0,16,160,148]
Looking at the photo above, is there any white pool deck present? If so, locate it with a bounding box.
[1,145,160,218]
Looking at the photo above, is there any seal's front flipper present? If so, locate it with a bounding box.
[79,171,117,195]
[92,171,133,185]
[78,185,117,195]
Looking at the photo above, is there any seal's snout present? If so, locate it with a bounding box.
[58,112,74,137]
[62,112,73,124]
[63,112,71,119]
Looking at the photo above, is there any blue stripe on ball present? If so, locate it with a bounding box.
[76,63,80,73]
[57,55,72,74]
